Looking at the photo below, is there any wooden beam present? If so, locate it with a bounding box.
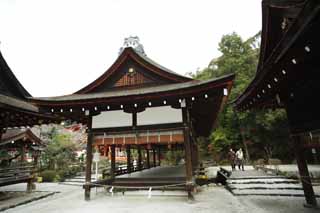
[84,116,93,201]
[91,123,183,134]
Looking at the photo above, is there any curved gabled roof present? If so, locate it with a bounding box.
[0,51,31,99]
[75,47,192,94]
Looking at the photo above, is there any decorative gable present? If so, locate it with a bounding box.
[75,37,192,94]
[114,68,155,88]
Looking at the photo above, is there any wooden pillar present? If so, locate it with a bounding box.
[20,145,25,163]
[191,142,198,173]
[157,146,161,166]
[103,144,107,157]
[84,116,93,201]
[146,149,150,169]
[153,148,156,167]
[110,145,115,179]
[292,135,318,207]
[195,143,199,170]
[132,112,137,127]
[182,105,193,199]
[126,145,131,173]
[138,145,142,171]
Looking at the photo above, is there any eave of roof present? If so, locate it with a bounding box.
[0,94,39,112]
[30,73,235,105]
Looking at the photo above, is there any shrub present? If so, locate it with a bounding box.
[254,158,266,166]
[268,158,282,165]
[218,159,230,165]
[41,170,58,182]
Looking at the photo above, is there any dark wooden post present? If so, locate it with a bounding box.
[182,104,193,199]
[103,144,107,157]
[84,116,93,201]
[153,148,156,167]
[126,145,131,173]
[292,135,318,207]
[191,142,198,173]
[157,146,161,166]
[110,145,115,178]
[138,145,142,171]
[20,145,25,163]
[146,149,150,169]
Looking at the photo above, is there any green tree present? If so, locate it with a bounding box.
[42,131,78,170]
[192,32,291,163]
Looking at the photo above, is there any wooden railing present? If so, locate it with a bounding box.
[102,162,159,178]
[0,165,35,187]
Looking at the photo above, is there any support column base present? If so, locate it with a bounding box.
[303,203,319,209]
[84,184,91,201]
[26,181,35,193]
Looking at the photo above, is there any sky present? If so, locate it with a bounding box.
[0,0,262,97]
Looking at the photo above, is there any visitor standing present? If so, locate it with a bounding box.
[236,148,244,171]
[228,149,236,171]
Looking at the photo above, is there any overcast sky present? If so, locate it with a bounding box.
[0,0,262,97]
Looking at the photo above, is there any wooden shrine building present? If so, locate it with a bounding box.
[30,37,235,200]
[234,0,320,207]
[0,128,44,166]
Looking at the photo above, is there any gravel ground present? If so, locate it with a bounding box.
[0,183,319,213]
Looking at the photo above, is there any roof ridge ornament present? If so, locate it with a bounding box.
[119,36,146,56]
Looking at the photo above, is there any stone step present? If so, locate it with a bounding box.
[228,176,286,180]
[228,183,302,190]
[227,178,298,184]
[231,189,320,197]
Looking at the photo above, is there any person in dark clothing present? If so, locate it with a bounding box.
[228,149,236,171]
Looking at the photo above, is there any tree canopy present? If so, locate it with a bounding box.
[191,32,293,163]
